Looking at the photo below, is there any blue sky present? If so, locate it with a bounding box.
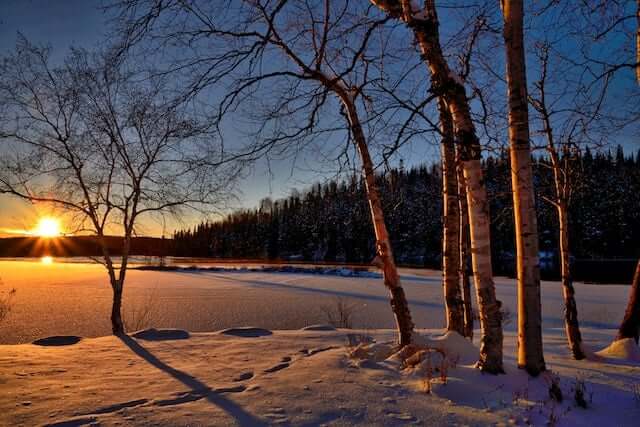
[0,1,440,237]
[0,0,636,237]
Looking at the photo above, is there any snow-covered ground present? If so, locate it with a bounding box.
[1,327,639,426]
[0,260,639,426]
[0,260,631,345]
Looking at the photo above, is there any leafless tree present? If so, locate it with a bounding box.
[371,0,504,373]
[618,259,640,343]
[0,39,236,334]
[113,0,425,346]
[439,99,465,335]
[457,152,474,340]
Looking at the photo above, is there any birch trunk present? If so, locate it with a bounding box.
[557,202,585,359]
[371,0,503,372]
[617,259,640,343]
[536,51,585,360]
[342,96,415,347]
[636,0,639,84]
[439,97,465,335]
[501,0,545,376]
[411,2,503,373]
[458,155,474,340]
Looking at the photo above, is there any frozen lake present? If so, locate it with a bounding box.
[0,259,632,345]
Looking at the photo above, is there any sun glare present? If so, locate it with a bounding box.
[41,256,54,265]
[33,217,61,238]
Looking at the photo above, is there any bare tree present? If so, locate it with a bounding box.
[528,43,588,360]
[457,154,474,339]
[500,0,545,376]
[371,0,504,373]
[439,98,465,335]
[524,0,632,359]
[618,259,640,343]
[114,0,420,346]
[0,39,235,334]
[637,0,640,83]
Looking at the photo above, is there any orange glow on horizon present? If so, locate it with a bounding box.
[32,217,62,238]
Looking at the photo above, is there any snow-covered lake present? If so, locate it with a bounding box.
[0,259,631,345]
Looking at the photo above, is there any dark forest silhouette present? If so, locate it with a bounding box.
[174,148,640,283]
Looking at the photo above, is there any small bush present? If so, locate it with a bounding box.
[320,297,359,329]
[631,382,640,407]
[0,277,16,325]
[573,376,590,408]
[124,288,162,332]
[399,345,454,393]
[546,372,563,403]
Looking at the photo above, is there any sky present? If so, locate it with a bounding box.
[0,1,438,237]
[0,1,636,238]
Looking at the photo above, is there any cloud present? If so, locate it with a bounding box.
[0,228,31,237]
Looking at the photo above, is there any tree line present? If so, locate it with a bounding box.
[174,148,640,275]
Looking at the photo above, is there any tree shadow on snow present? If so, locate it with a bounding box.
[118,335,266,426]
[190,273,442,310]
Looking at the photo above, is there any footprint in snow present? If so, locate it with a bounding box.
[386,411,418,423]
[233,371,254,381]
[263,362,290,373]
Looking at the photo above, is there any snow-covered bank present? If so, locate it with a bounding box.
[134,264,383,278]
[2,328,638,426]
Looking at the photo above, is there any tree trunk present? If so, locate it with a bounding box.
[371,0,502,371]
[400,1,504,373]
[439,97,465,335]
[617,258,640,343]
[636,0,639,84]
[457,155,474,340]
[558,202,585,359]
[462,153,504,373]
[342,97,415,347]
[97,238,125,336]
[501,0,545,376]
[111,280,125,335]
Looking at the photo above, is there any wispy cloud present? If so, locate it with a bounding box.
[0,228,31,237]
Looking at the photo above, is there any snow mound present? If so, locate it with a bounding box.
[349,341,396,363]
[301,324,337,331]
[412,331,479,365]
[131,328,190,341]
[219,327,273,337]
[32,336,82,346]
[596,338,640,362]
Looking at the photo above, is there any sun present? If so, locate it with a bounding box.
[33,217,62,238]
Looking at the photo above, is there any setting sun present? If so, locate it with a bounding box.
[33,217,61,238]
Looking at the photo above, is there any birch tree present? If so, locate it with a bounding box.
[439,98,465,335]
[457,153,474,339]
[0,40,235,334]
[528,44,587,360]
[114,0,418,346]
[500,0,545,375]
[525,0,634,359]
[619,0,640,343]
[371,0,504,373]
[617,259,640,343]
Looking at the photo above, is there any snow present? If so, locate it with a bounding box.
[596,338,640,362]
[1,327,638,426]
[0,260,639,425]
